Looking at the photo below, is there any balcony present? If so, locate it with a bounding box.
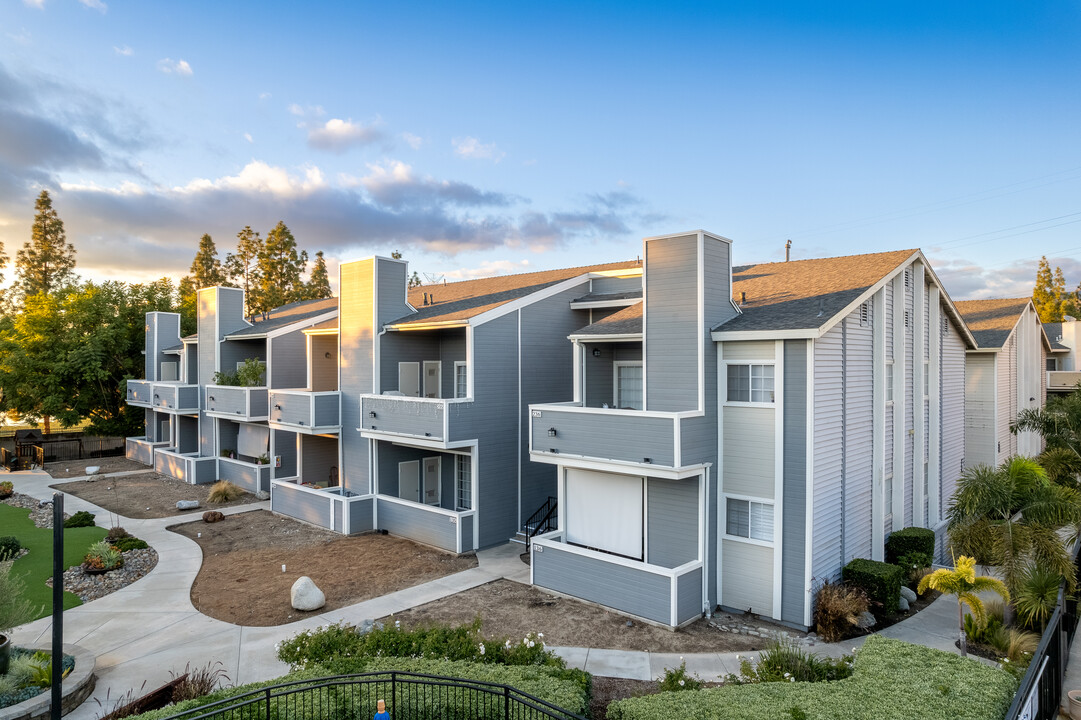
[359,395,475,448]
[218,456,272,494]
[268,390,341,434]
[205,385,269,422]
[149,383,200,413]
[126,380,153,407]
[153,448,218,484]
[125,436,169,465]
[528,402,709,472]
[1048,371,1081,393]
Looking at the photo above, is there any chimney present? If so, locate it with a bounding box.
[786,239,792,262]
[423,292,429,306]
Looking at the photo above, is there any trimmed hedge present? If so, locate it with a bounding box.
[885,527,936,565]
[0,536,21,561]
[842,558,904,616]
[607,635,1017,720]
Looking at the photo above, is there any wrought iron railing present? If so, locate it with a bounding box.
[523,496,558,545]
[157,671,587,720]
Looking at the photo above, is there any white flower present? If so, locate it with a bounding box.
[784,673,791,678]
[678,679,685,686]
[537,633,544,639]
[789,677,795,683]
[528,640,535,648]
[506,640,511,648]
[479,644,485,655]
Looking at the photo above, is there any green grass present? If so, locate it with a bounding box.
[0,503,106,619]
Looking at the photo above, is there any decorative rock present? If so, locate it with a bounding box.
[202,511,225,523]
[900,586,917,603]
[291,576,326,611]
[256,490,271,501]
[360,619,374,634]
[626,620,633,627]
[85,466,101,475]
[177,500,201,510]
[856,611,877,629]
[898,596,910,612]
[48,548,159,602]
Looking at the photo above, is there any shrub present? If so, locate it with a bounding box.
[726,639,853,685]
[0,536,21,561]
[63,510,96,528]
[0,480,13,498]
[842,558,904,616]
[896,550,935,587]
[607,636,1017,720]
[114,537,149,552]
[658,661,702,692]
[207,480,244,503]
[812,579,869,642]
[105,526,131,542]
[170,661,231,703]
[1014,564,1062,630]
[0,562,41,634]
[885,527,936,565]
[213,358,265,387]
[84,540,123,571]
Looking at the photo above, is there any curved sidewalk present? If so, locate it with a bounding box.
[5,469,970,719]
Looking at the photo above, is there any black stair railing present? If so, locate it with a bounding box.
[523,495,558,544]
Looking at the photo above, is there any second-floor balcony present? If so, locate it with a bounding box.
[127,381,199,413]
[268,389,341,434]
[205,385,269,422]
[126,379,153,407]
[1048,371,1081,392]
[359,395,475,447]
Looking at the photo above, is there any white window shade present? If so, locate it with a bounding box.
[237,424,269,459]
[565,469,643,560]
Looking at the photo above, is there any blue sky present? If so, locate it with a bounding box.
[1,1,1080,299]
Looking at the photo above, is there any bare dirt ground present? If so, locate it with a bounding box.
[384,579,799,653]
[590,678,659,719]
[51,473,258,519]
[46,456,150,478]
[169,510,479,626]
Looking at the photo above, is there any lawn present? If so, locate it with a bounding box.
[1,503,107,620]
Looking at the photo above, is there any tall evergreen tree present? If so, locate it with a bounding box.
[1033,257,1059,322]
[190,234,226,288]
[16,190,76,300]
[177,275,198,336]
[408,271,422,288]
[225,226,264,317]
[256,221,308,312]
[305,250,332,300]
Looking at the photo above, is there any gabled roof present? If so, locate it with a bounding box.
[716,249,918,333]
[388,261,642,328]
[303,318,339,333]
[571,303,643,337]
[954,298,1044,350]
[1044,322,1070,352]
[226,297,338,338]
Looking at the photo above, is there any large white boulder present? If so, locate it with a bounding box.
[85,466,101,475]
[291,576,326,611]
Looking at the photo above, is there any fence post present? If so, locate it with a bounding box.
[391,671,396,716]
[504,685,510,720]
[264,687,271,720]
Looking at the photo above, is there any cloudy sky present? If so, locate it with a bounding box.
[1,1,1080,299]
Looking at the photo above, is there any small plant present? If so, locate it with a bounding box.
[0,561,42,635]
[919,555,1008,657]
[0,480,13,498]
[213,358,265,387]
[170,660,232,702]
[1013,563,1061,631]
[219,449,236,459]
[84,540,123,572]
[0,536,21,561]
[63,510,96,528]
[105,526,130,543]
[787,708,808,720]
[255,454,269,465]
[93,680,147,720]
[730,638,854,684]
[658,660,702,692]
[114,537,149,552]
[207,480,244,503]
[813,579,869,642]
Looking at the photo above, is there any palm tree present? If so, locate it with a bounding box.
[947,456,1081,598]
[919,555,1009,657]
[1013,388,1081,463]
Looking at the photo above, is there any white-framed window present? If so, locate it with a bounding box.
[725,497,774,542]
[614,361,643,410]
[886,363,894,403]
[1047,358,1058,372]
[455,455,472,510]
[727,364,775,403]
[454,361,468,399]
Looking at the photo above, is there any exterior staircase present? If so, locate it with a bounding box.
[509,495,557,547]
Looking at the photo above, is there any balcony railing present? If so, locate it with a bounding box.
[218,456,272,494]
[150,383,200,413]
[153,448,218,484]
[124,436,169,465]
[529,402,685,468]
[268,390,341,434]
[205,385,269,422]
[126,379,153,407]
[1048,371,1081,392]
[359,395,477,446]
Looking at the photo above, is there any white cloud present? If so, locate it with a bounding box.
[402,132,424,150]
[22,0,45,8]
[172,160,327,198]
[929,254,1081,301]
[78,0,107,12]
[113,45,133,56]
[352,160,514,209]
[157,58,193,76]
[452,136,505,162]
[306,118,383,153]
[243,133,253,143]
[442,259,533,280]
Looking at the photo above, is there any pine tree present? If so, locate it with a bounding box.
[16,190,76,300]
[189,234,226,288]
[177,276,197,336]
[256,221,308,313]
[1033,257,1062,322]
[225,226,264,317]
[305,250,332,300]
[408,271,422,288]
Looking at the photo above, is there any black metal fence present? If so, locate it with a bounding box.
[1,429,126,466]
[1004,542,1081,720]
[159,671,587,720]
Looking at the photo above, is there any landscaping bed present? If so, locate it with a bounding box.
[383,579,807,653]
[168,510,478,626]
[0,648,75,710]
[45,456,150,478]
[52,473,257,519]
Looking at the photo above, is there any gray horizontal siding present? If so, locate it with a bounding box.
[361,397,444,439]
[533,407,675,466]
[676,567,703,624]
[378,499,459,552]
[194,457,218,484]
[125,438,154,465]
[461,514,475,553]
[314,394,341,427]
[270,391,341,430]
[219,458,271,493]
[349,497,374,534]
[154,451,186,482]
[273,484,334,530]
[270,330,307,390]
[646,477,698,568]
[206,386,268,419]
[679,415,714,466]
[533,544,671,625]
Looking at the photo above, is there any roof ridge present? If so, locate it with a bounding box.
[733,248,917,272]
[410,259,641,291]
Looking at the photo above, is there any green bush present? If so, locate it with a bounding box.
[105,526,131,542]
[842,558,904,616]
[63,510,96,528]
[607,636,1017,720]
[213,358,265,387]
[114,537,149,552]
[725,639,853,684]
[0,536,21,561]
[83,540,123,571]
[885,527,936,565]
[0,480,13,498]
[657,661,702,692]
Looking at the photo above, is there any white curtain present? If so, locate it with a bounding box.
[237,424,269,459]
[565,469,643,560]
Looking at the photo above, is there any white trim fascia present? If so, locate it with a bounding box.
[698,231,706,413]
[529,452,710,480]
[772,339,784,615]
[572,341,582,404]
[373,260,381,395]
[359,430,474,451]
[386,320,471,331]
[712,328,818,341]
[914,251,977,349]
[568,298,641,310]
[466,275,595,327]
[642,241,648,411]
[303,326,340,336]
[716,342,725,608]
[642,229,734,245]
[912,262,926,527]
[567,332,643,342]
[258,310,340,340]
[966,347,1003,354]
[871,287,886,561]
[517,309,522,532]
[803,337,815,628]
[928,286,942,524]
[590,267,644,278]
[891,271,906,526]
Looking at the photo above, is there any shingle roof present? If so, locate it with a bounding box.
[161,343,184,353]
[303,318,339,332]
[954,298,1031,348]
[1044,322,1069,352]
[715,249,918,332]
[226,297,339,338]
[572,303,643,336]
[389,261,642,327]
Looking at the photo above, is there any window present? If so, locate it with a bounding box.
[614,362,643,410]
[1047,358,1058,372]
[727,364,774,403]
[726,498,773,542]
[454,362,468,398]
[455,455,472,510]
[886,363,894,402]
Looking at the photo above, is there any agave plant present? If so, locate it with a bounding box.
[919,555,1009,657]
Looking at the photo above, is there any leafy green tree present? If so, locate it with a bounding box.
[304,250,332,300]
[177,275,197,337]
[225,226,264,317]
[190,234,226,288]
[256,221,307,312]
[918,555,1009,657]
[15,190,76,301]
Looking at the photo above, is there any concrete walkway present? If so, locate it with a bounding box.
[3,468,985,719]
